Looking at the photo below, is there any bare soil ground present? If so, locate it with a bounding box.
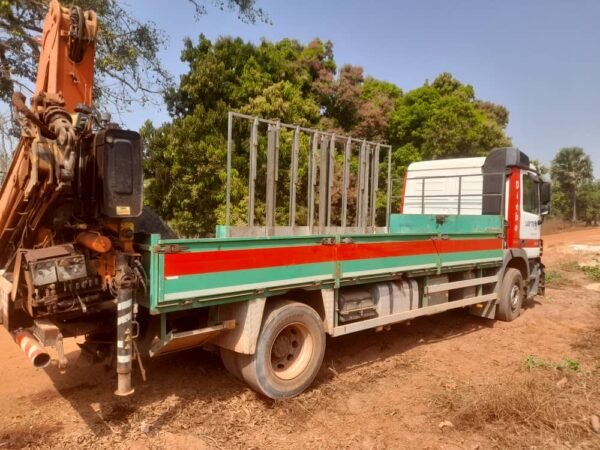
[1,228,599,449]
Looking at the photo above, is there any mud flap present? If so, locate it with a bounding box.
[469,299,497,319]
[212,298,266,355]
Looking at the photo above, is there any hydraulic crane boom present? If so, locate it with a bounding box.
[35,0,97,110]
[0,1,96,268]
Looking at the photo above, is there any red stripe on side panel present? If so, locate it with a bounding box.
[434,239,503,253]
[506,168,521,248]
[164,245,335,278]
[337,240,437,261]
[164,238,503,277]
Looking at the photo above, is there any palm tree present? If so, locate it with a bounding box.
[551,147,594,223]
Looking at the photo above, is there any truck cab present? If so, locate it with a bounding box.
[403,147,552,297]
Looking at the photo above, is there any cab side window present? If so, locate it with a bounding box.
[523,173,539,214]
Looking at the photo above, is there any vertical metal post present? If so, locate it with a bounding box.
[421,178,426,214]
[115,253,135,396]
[370,144,380,227]
[266,123,279,230]
[341,137,351,228]
[289,126,300,226]
[327,134,336,227]
[363,144,372,227]
[318,135,329,229]
[226,112,232,227]
[308,133,318,231]
[457,175,462,215]
[248,117,258,225]
[386,145,392,227]
[357,140,367,227]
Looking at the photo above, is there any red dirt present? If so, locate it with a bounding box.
[0,227,599,449]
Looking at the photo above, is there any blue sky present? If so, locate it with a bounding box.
[123,0,600,176]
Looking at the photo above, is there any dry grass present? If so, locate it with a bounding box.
[434,370,600,448]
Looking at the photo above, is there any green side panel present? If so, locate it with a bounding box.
[158,234,327,251]
[215,225,228,238]
[439,249,503,264]
[136,214,506,312]
[341,254,439,275]
[389,214,504,235]
[161,262,334,303]
[134,233,161,310]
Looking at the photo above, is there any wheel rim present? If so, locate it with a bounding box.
[270,322,313,381]
[510,284,521,310]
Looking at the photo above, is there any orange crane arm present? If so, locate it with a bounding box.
[0,0,97,267]
[35,0,97,111]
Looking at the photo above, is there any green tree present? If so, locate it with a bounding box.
[530,159,549,175]
[551,147,594,223]
[579,181,600,225]
[144,36,334,236]
[0,0,267,108]
[388,72,510,188]
[389,73,511,161]
[145,40,511,236]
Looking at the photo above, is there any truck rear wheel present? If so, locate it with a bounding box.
[238,301,326,399]
[496,268,524,322]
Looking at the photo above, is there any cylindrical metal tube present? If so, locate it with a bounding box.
[15,330,51,368]
[76,232,112,253]
[115,282,134,396]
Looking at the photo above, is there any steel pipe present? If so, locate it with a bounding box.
[114,254,135,396]
[15,330,51,368]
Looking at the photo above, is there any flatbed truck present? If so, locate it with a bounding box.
[0,1,551,399]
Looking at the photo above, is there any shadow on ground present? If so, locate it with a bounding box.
[34,307,498,439]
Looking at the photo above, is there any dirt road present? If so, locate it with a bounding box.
[1,228,599,449]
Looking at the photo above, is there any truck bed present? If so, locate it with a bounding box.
[136,214,505,314]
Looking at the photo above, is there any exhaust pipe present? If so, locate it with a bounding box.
[15,330,51,368]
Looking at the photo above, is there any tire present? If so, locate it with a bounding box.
[220,348,244,381]
[496,268,524,322]
[238,301,326,399]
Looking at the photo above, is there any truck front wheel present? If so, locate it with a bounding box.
[239,301,326,399]
[496,268,524,322]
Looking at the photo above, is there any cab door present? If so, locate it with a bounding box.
[520,170,542,258]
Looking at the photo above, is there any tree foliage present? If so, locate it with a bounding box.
[144,37,512,237]
[0,0,267,108]
[389,72,511,162]
[550,147,594,222]
[578,181,600,225]
[144,37,335,236]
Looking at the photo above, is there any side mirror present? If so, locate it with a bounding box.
[539,174,551,216]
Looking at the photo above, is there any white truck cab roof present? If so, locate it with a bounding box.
[403,157,486,215]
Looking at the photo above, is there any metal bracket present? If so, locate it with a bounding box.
[152,244,189,254]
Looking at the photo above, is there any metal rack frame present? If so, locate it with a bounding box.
[225,112,393,235]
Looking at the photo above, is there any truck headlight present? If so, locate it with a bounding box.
[56,256,87,281]
[30,260,58,286]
